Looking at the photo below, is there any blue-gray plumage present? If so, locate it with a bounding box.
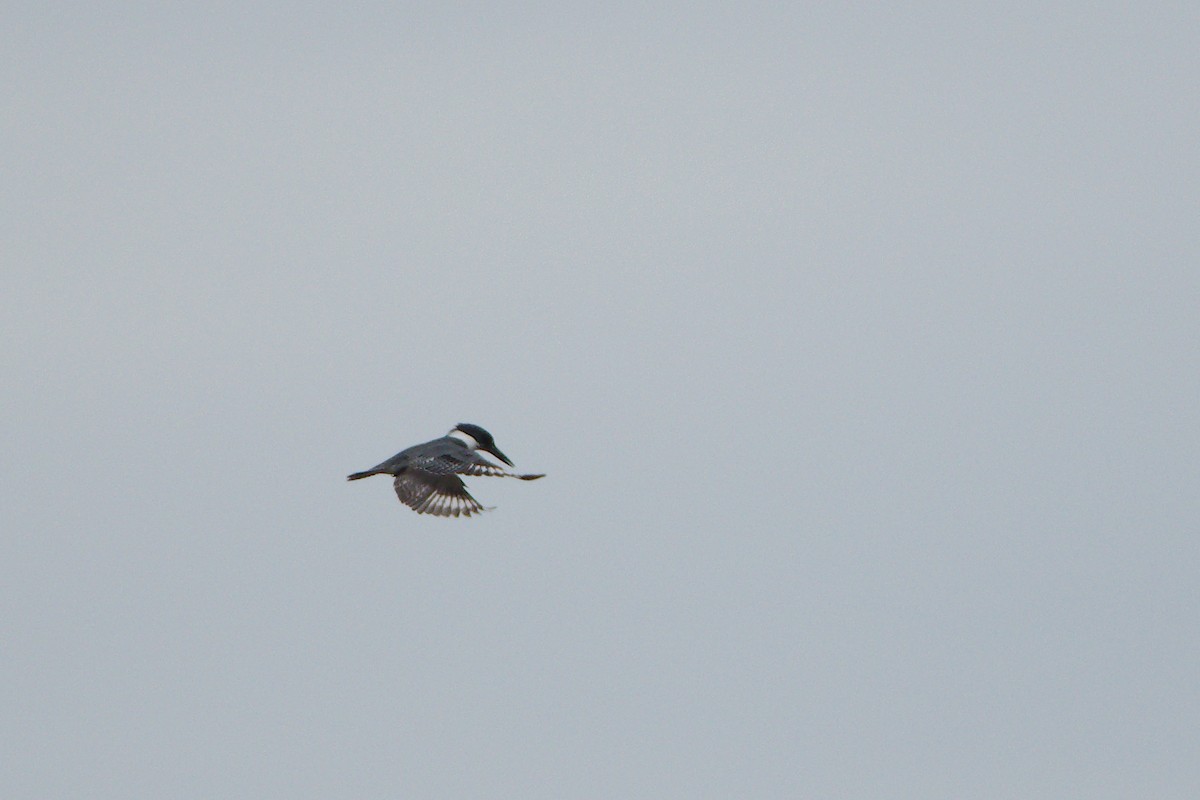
[347,423,544,517]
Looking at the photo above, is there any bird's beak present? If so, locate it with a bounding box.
[487,446,514,467]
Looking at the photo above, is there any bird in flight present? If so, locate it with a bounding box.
[347,423,544,517]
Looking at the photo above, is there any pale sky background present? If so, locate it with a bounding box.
[3,3,1198,798]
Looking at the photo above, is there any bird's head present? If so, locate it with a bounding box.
[451,423,513,466]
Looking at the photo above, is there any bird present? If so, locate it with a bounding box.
[347,423,544,517]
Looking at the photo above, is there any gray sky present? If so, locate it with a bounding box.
[3,3,1198,798]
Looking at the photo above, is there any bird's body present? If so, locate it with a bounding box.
[347,424,543,517]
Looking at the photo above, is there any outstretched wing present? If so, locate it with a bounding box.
[410,450,544,480]
[458,460,549,479]
[457,461,545,480]
[393,471,486,518]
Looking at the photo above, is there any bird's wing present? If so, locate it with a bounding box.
[457,461,546,480]
[407,449,540,478]
[393,471,486,517]
[406,450,477,475]
[457,458,518,477]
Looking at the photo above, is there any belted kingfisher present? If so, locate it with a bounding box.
[347,423,544,517]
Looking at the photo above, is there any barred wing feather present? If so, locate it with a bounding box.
[393,472,486,518]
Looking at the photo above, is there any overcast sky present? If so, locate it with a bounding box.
[3,3,1198,798]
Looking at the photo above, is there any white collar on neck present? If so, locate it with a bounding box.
[447,429,479,450]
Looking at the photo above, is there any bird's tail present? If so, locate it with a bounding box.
[346,470,380,481]
[513,473,545,481]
